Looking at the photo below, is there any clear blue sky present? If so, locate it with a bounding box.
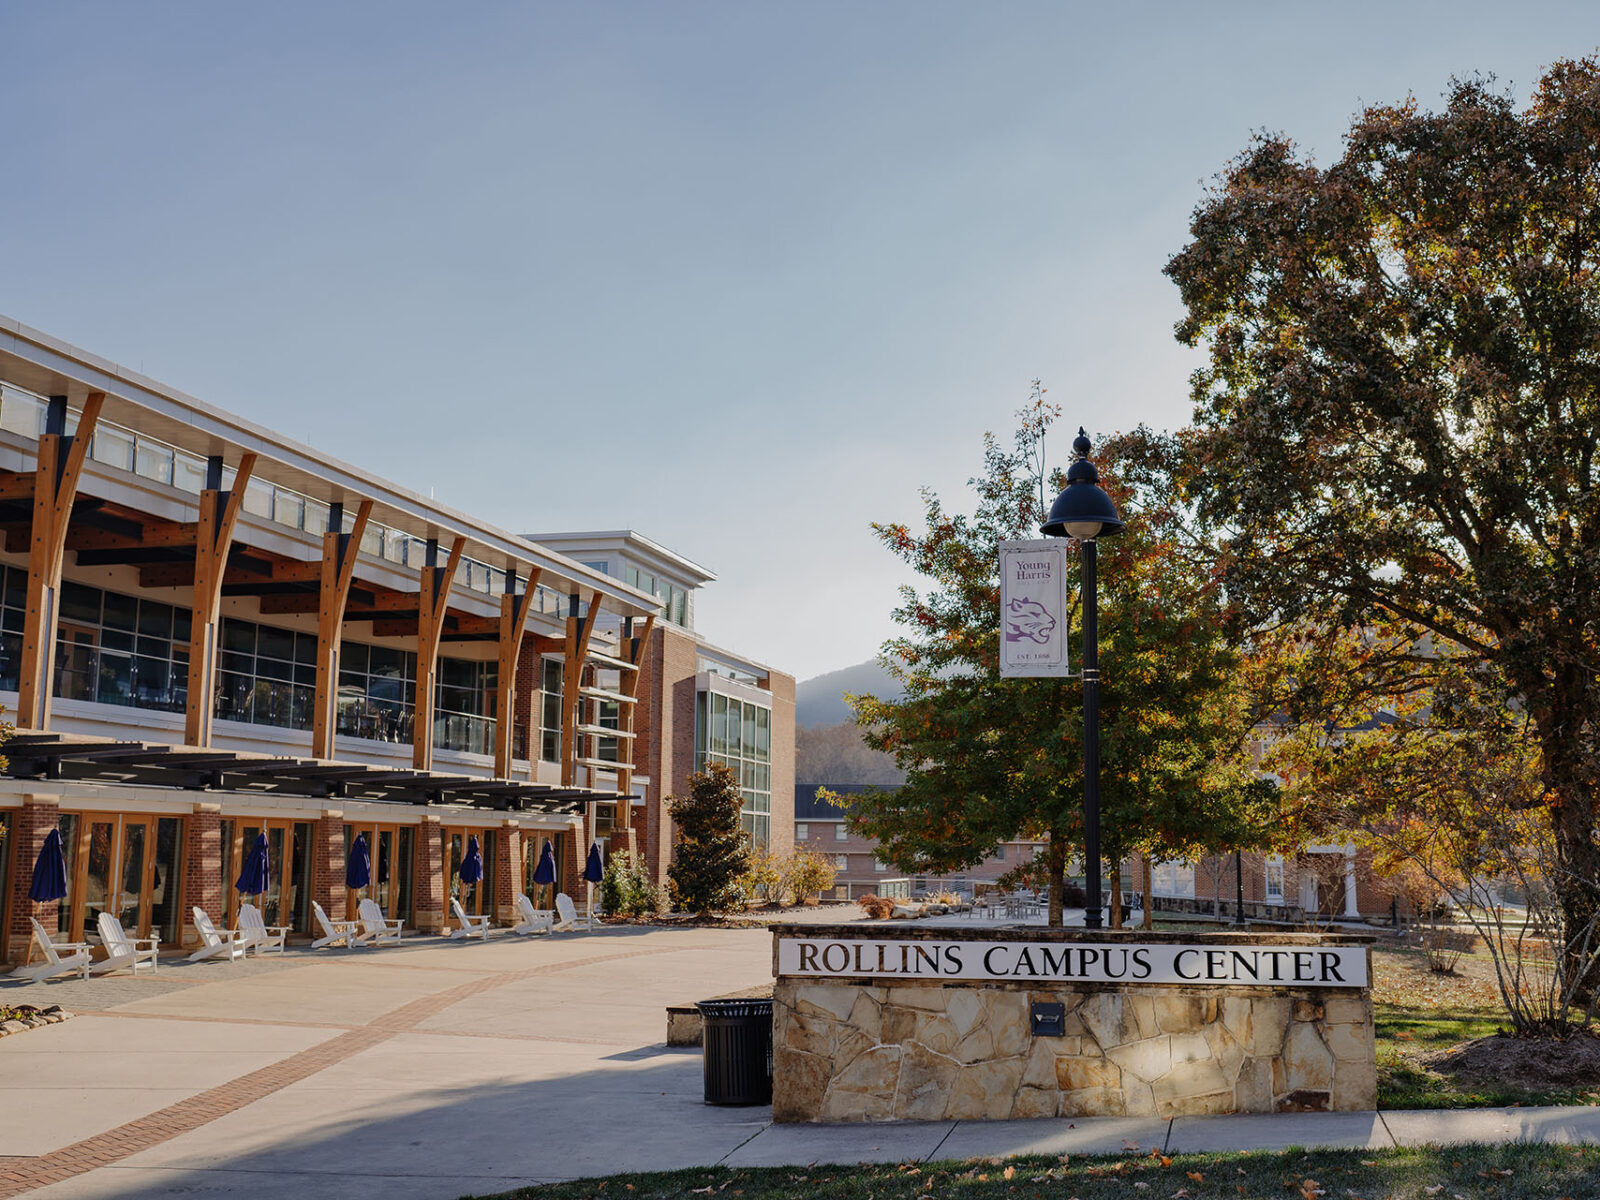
[1,3,1594,680]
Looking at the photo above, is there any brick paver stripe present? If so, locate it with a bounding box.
[0,945,685,1197]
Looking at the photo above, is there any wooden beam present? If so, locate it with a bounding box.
[184,453,258,746]
[614,613,655,801]
[495,568,542,780]
[311,499,373,759]
[65,521,196,552]
[561,591,603,788]
[17,394,104,730]
[0,472,38,502]
[412,537,465,771]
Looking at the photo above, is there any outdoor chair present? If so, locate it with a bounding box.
[311,901,366,949]
[511,893,553,936]
[357,898,405,946]
[91,912,159,976]
[13,918,92,982]
[553,892,587,933]
[448,897,493,940]
[187,907,246,963]
[236,903,289,955]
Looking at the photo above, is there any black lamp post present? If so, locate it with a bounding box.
[1041,429,1124,929]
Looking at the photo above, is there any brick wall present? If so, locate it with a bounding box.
[6,796,60,965]
[311,814,347,923]
[415,817,444,933]
[765,668,797,861]
[182,804,224,946]
[493,825,519,924]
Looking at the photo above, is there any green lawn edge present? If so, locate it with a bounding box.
[466,1143,1600,1200]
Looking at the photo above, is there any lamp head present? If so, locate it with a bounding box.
[1041,428,1125,541]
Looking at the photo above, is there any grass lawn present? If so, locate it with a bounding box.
[469,1143,1600,1200]
[1371,943,1600,1109]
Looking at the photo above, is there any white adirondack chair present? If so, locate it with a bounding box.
[12,918,92,981]
[91,912,159,976]
[237,903,289,955]
[448,897,492,940]
[188,907,245,962]
[311,901,366,949]
[553,892,585,933]
[357,898,405,946]
[511,893,553,936]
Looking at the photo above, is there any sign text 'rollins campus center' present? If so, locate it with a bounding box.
[777,936,1368,988]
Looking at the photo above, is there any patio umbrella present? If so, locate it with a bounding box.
[345,833,372,891]
[531,840,557,886]
[459,835,484,885]
[584,842,604,884]
[28,828,68,903]
[236,832,271,899]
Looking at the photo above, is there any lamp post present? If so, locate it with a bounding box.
[1041,429,1124,930]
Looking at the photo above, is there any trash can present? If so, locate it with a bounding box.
[697,998,773,1105]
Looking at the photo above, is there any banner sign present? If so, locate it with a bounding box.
[777,937,1367,988]
[998,539,1070,677]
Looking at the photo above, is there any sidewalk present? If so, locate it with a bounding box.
[720,1105,1600,1169]
[0,923,1594,1199]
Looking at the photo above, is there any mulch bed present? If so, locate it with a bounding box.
[1429,1027,1600,1089]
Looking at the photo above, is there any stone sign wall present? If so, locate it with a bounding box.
[770,924,1376,1124]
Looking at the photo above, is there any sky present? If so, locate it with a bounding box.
[1,3,1595,682]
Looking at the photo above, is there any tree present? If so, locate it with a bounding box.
[667,763,751,915]
[846,392,1273,926]
[1165,58,1600,986]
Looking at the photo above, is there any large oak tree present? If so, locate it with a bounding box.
[1166,59,1600,973]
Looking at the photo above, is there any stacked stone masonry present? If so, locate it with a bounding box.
[771,928,1376,1124]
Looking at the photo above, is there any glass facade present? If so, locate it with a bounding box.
[540,657,563,762]
[695,689,773,847]
[622,564,688,627]
[1,571,497,756]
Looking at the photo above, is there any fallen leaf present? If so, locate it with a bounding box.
[1159,1156,1173,1167]
[1003,1167,1016,1180]
[1124,1140,1142,1152]
[1359,1160,1377,1167]
[1188,1171,1204,1182]
[1423,1188,1444,1197]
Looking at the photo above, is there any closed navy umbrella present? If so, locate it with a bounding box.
[531,841,557,886]
[236,832,271,898]
[346,833,372,891]
[459,835,484,885]
[584,842,604,884]
[29,828,68,903]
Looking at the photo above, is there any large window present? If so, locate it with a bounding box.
[623,564,689,627]
[36,577,192,713]
[695,689,772,847]
[539,657,563,762]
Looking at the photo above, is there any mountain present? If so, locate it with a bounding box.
[795,659,903,728]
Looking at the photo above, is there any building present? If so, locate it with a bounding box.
[0,316,792,963]
[520,531,795,882]
[795,784,1044,899]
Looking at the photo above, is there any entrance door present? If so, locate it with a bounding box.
[226,820,313,934]
[69,815,185,945]
[343,823,415,925]
[443,828,496,918]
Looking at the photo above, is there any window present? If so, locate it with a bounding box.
[41,578,191,712]
[835,855,848,871]
[1265,855,1285,904]
[994,845,1007,862]
[833,823,848,841]
[874,859,888,873]
[795,823,809,841]
[695,689,772,848]
[540,657,563,762]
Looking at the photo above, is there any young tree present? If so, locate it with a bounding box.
[1165,58,1600,985]
[846,392,1272,926]
[667,763,750,915]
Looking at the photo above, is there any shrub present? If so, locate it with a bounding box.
[856,893,895,919]
[781,849,840,902]
[599,848,660,917]
[668,763,751,915]
[740,848,783,905]
[1420,925,1476,975]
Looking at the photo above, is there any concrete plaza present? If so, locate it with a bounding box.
[1,920,1598,1198]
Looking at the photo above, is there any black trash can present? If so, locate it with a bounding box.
[697,998,773,1105]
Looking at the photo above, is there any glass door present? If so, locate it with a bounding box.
[67,815,184,945]
[226,819,309,933]
[344,823,414,924]
[443,828,495,917]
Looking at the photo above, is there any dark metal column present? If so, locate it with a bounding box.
[1081,537,1102,930]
